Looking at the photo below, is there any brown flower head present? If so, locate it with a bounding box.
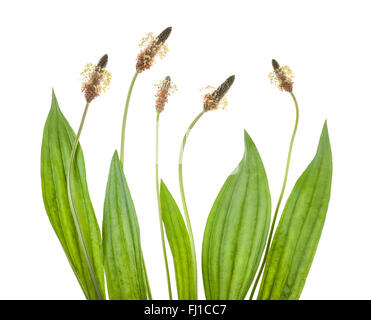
[203,75,235,111]
[136,27,172,72]
[269,59,294,92]
[155,76,177,112]
[81,54,112,103]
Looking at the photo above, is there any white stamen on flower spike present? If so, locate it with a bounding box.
[139,33,155,47]
[155,76,177,112]
[81,54,111,103]
[203,75,235,111]
[269,59,294,92]
[136,27,172,72]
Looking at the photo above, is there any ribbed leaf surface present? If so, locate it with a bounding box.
[258,122,332,300]
[202,131,271,300]
[160,181,196,299]
[41,90,105,299]
[103,151,149,300]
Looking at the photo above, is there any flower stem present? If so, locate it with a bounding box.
[155,111,173,299]
[120,71,139,169]
[67,102,104,300]
[178,109,206,299]
[249,91,299,300]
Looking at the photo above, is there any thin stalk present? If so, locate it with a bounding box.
[178,109,206,299]
[67,102,104,300]
[249,91,299,300]
[120,71,139,169]
[155,111,173,299]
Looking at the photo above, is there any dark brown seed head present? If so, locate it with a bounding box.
[97,54,108,69]
[156,27,172,45]
[203,75,235,111]
[211,75,235,102]
[272,59,280,70]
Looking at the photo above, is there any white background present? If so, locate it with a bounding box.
[0,0,370,300]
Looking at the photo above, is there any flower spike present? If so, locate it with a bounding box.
[203,75,235,111]
[269,59,294,92]
[81,54,111,103]
[155,76,177,112]
[136,27,172,72]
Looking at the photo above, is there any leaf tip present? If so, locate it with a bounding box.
[243,129,251,144]
[51,88,58,108]
[112,150,120,161]
[49,88,62,116]
[316,120,331,159]
[243,129,256,153]
[160,179,167,192]
[321,120,330,141]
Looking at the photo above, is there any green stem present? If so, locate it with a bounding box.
[156,111,173,299]
[249,91,299,300]
[67,102,104,300]
[120,71,139,169]
[178,109,206,299]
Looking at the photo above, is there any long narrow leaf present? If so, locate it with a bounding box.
[41,90,105,299]
[258,121,332,300]
[102,151,149,300]
[202,130,271,300]
[160,181,196,299]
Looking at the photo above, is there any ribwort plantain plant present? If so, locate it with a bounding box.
[249,59,299,299]
[41,54,111,300]
[202,60,331,300]
[159,76,236,300]
[178,75,235,298]
[67,54,111,300]
[41,29,332,300]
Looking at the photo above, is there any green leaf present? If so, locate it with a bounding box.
[160,181,196,300]
[102,151,149,300]
[202,130,271,300]
[41,90,105,300]
[258,121,332,300]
